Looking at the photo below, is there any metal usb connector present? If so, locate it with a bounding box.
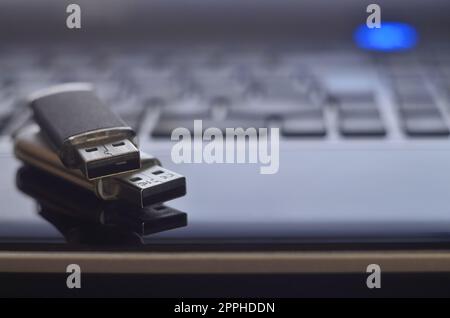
[76,139,140,179]
[118,165,187,208]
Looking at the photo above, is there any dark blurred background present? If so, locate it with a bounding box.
[0,0,449,45]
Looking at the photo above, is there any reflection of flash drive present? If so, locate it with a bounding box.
[28,83,140,179]
[14,125,186,208]
[16,165,188,238]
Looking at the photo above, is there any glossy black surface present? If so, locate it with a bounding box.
[2,143,450,251]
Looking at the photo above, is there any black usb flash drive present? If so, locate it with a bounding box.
[28,83,141,179]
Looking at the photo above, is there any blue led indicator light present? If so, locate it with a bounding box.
[354,22,418,52]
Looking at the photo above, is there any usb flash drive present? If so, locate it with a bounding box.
[28,83,140,179]
[14,125,187,207]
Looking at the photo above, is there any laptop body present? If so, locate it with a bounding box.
[0,0,450,296]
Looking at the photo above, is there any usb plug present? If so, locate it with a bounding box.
[76,139,140,179]
[116,165,187,207]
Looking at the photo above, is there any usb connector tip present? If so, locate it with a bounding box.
[76,139,141,180]
[116,165,186,207]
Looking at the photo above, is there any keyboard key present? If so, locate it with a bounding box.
[152,117,205,138]
[193,77,245,103]
[339,107,380,118]
[339,116,386,137]
[391,76,428,90]
[93,81,124,103]
[334,91,376,104]
[334,92,379,116]
[403,116,450,137]
[396,91,435,105]
[250,77,310,100]
[188,62,240,80]
[159,97,211,117]
[138,79,184,104]
[385,57,424,78]
[234,77,319,117]
[229,102,319,120]
[398,103,442,117]
[207,117,266,133]
[396,93,442,121]
[152,118,266,138]
[335,92,385,137]
[282,111,326,137]
[152,110,266,138]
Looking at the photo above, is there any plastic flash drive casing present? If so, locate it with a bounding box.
[14,125,187,208]
[28,83,140,179]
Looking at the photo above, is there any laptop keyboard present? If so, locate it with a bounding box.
[1,47,449,141]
